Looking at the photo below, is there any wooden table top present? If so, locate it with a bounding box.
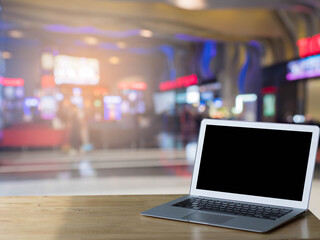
[0,194,319,240]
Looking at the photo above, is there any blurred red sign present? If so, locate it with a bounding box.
[0,77,24,87]
[159,74,198,91]
[297,33,320,58]
[118,81,147,91]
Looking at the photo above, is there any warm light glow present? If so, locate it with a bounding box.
[139,29,153,38]
[173,0,206,10]
[116,41,127,49]
[41,75,55,88]
[109,56,120,65]
[118,81,147,91]
[83,36,99,45]
[8,30,23,38]
[2,51,12,59]
[94,87,108,96]
[54,55,100,85]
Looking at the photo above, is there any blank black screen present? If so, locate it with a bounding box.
[196,125,312,201]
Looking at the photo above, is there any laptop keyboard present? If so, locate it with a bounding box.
[173,197,292,220]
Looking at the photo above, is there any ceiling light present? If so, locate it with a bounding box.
[109,56,120,65]
[83,36,99,45]
[8,30,23,38]
[139,29,153,38]
[116,41,127,49]
[173,0,206,10]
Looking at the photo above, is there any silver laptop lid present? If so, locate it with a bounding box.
[190,119,319,209]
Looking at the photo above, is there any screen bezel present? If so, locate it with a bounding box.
[190,119,319,209]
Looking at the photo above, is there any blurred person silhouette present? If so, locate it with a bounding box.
[57,100,72,152]
[69,104,82,154]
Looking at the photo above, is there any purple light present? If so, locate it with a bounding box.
[286,70,320,81]
[44,24,141,38]
[286,54,320,81]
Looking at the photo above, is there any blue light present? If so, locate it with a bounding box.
[213,98,223,108]
[159,45,176,80]
[238,50,250,94]
[200,41,216,79]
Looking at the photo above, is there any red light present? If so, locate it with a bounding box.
[159,74,198,91]
[0,77,24,87]
[261,86,277,94]
[297,33,320,58]
[159,81,176,91]
[41,75,55,88]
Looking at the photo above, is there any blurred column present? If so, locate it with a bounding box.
[217,43,240,109]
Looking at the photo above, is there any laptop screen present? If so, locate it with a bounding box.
[196,125,312,201]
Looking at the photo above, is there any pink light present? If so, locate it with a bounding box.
[159,74,198,91]
[159,81,176,91]
[0,77,24,87]
[286,70,320,81]
[287,54,320,81]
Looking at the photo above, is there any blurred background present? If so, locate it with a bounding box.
[0,0,320,217]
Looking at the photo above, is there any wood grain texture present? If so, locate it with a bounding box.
[0,195,319,240]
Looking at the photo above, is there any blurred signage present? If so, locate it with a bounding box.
[23,97,39,116]
[54,55,100,85]
[286,54,320,81]
[0,77,24,87]
[232,94,257,115]
[103,96,122,104]
[118,81,147,91]
[297,33,320,58]
[159,74,198,91]
[38,96,58,119]
[186,86,200,104]
[25,97,39,107]
[263,94,276,117]
[103,96,122,121]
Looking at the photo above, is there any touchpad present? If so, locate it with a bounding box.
[184,212,234,224]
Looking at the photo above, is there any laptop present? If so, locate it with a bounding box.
[141,119,320,233]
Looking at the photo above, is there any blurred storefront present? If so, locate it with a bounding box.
[262,33,320,125]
